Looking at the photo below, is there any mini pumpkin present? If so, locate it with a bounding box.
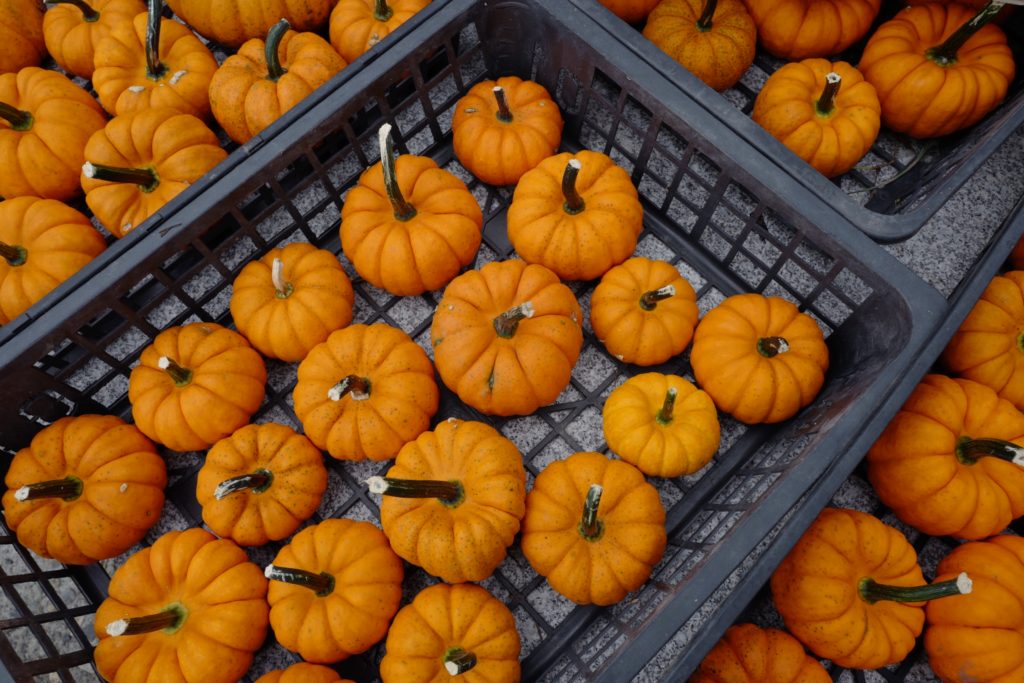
[451,76,564,186]
[602,372,720,478]
[690,293,829,424]
[691,623,831,683]
[94,528,269,683]
[507,150,643,281]
[81,107,227,238]
[166,0,335,48]
[128,321,267,452]
[744,0,880,59]
[43,0,145,78]
[0,197,106,325]
[368,418,526,583]
[589,256,698,366]
[265,518,404,663]
[196,423,327,547]
[0,66,107,201]
[596,0,659,23]
[340,123,482,296]
[859,2,1015,139]
[329,0,430,64]
[521,451,667,605]
[1,414,165,565]
[380,583,521,682]
[293,322,439,461]
[752,59,881,178]
[0,0,45,74]
[771,507,971,669]
[431,259,583,416]
[210,19,347,144]
[229,242,354,362]
[642,0,756,92]
[255,663,353,683]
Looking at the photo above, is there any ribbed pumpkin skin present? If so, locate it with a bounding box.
[378,419,526,583]
[859,3,1015,138]
[128,322,267,452]
[943,271,1024,410]
[94,529,269,683]
[597,0,659,23]
[507,150,643,281]
[752,59,881,178]
[166,0,334,48]
[196,423,328,546]
[293,323,439,461]
[642,0,756,92]
[430,259,583,416]
[0,0,45,73]
[589,256,698,366]
[0,197,106,324]
[43,0,145,78]
[230,242,354,362]
[745,0,881,59]
[0,67,107,201]
[691,623,831,683]
[255,663,352,683]
[380,583,521,683]
[521,451,667,606]
[329,0,430,63]
[452,76,564,186]
[770,507,927,669]
[1,415,165,565]
[926,535,1024,683]
[690,293,829,424]
[268,519,404,663]
[867,374,1024,540]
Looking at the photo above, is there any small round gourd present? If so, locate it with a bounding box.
[692,623,831,683]
[166,0,336,48]
[595,0,659,23]
[744,0,881,60]
[329,0,430,63]
[0,0,45,74]
[43,0,145,79]
[255,663,353,683]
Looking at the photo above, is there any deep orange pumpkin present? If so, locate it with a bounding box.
[0,0,45,74]
[255,664,352,683]
[329,0,430,64]
[43,0,145,78]
[744,0,881,59]
[692,623,831,683]
[596,0,659,23]
[166,0,336,48]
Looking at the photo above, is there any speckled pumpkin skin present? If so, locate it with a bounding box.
[692,623,831,683]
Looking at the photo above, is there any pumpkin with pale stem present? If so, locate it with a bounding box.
[431,259,583,416]
[368,418,526,583]
[744,0,881,60]
[166,0,336,48]
[94,528,269,683]
[380,583,521,682]
[2,414,165,565]
[0,0,45,74]
[256,664,354,683]
[595,0,659,23]
[329,0,430,64]
[692,623,831,683]
[43,0,145,79]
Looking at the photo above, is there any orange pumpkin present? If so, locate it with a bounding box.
[81,107,227,238]
[752,59,881,178]
[0,67,107,201]
[196,423,328,547]
[744,0,881,60]
[210,19,347,144]
[94,528,269,683]
[380,583,521,682]
[859,2,1015,138]
[43,0,145,79]
[451,76,564,186]
[642,0,756,92]
[521,451,667,605]
[340,123,482,296]
[1,414,165,565]
[255,663,353,683]
[128,321,267,452]
[589,256,698,366]
[166,0,336,48]
[691,623,831,683]
[0,0,45,74]
[293,322,439,461]
[431,259,584,416]
[329,0,430,64]
[229,242,354,362]
[690,293,829,424]
[266,518,404,663]
[369,418,526,583]
[0,197,106,325]
[596,0,659,23]
[507,150,643,281]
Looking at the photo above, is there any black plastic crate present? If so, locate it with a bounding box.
[572,0,1024,242]
[0,0,950,680]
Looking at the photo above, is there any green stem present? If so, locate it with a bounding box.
[443,647,478,676]
[639,285,675,311]
[816,72,841,117]
[493,86,513,122]
[696,0,717,31]
[373,0,393,21]
[859,573,971,604]
[265,565,335,597]
[377,124,416,221]
[47,0,100,21]
[562,159,585,214]
[83,162,159,192]
[955,437,1024,467]
[214,470,273,500]
[757,336,789,358]
[14,476,84,503]
[925,1,1004,66]
[146,0,167,79]
[271,258,293,298]
[656,388,677,426]
[0,242,27,267]
[578,484,604,541]
[366,476,463,506]
[158,357,193,387]
[0,102,33,131]
[493,301,535,338]
[327,374,371,401]
[106,603,187,636]
[265,19,290,81]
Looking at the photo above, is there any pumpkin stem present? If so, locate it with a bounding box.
[214,469,274,499]
[327,374,371,401]
[271,258,293,298]
[443,647,478,676]
[955,437,1024,467]
[366,476,464,506]
[145,0,167,79]
[816,72,841,117]
[639,284,676,311]
[756,336,790,358]
[82,162,160,193]
[493,301,535,338]
[14,476,84,503]
[562,159,586,214]
[47,0,100,21]
[0,102,33,131]
[0,242,27,267]
[265,565,335,597]
[106,603,188,636]
[656,388,678,425]
[265,19,290,81]
[493,86,513,123]
[696,0,718,31]
[925,1,1004,66]
[373,0,393,21]
[158,356,193,387]
[859,572,972,604]
[578,484,604,541]
[377,123,417,221]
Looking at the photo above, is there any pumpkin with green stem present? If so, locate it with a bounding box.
[744,0,881,60]
[692,623,831,683]
[43,0,145,78]
[329,0,430,64]
[0,0,45,74]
